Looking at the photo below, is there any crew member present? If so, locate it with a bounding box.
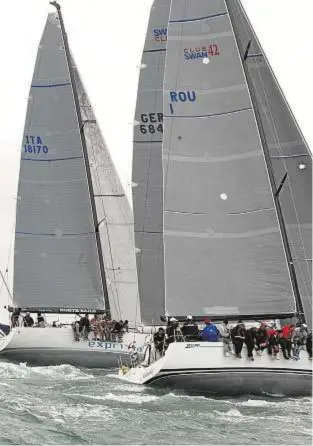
[231,321,246,358]
[154,327,166,356]
[181,315,199,341]
[23,312,34,327]
[220,320,232,356]
[200,319,220,342]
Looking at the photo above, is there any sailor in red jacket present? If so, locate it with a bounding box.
[279,324,294,359]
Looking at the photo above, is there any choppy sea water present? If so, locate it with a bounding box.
[0,361,311,445]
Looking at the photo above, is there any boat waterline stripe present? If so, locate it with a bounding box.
[161,367,312,373]
[21,156,83,162]
[31,82,71,88]
[164,107,252,119]
[146,367,312,384]
[143,49,166,53]
[170,12,227,23]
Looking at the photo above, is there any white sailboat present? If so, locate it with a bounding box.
[0,2,146,367]
[121,0,312,395]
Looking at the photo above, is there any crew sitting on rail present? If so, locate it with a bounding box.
[11,307,21,327]
[166,317,183,344]
[181,315,199,341]
[112,320,124,342]
[266,324,280,359]
[254,322,268,354]
[78,313,90,339]
[90,314,100,339]
[23,312,34,327]
[37,312,46,328]
[292,323,308,360]
[220,320,232,356]
[279,323,294,359]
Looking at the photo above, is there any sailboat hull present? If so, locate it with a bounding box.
[120,342,312,396]
[0,327,147,369]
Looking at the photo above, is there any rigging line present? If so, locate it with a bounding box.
[234,1,312,305]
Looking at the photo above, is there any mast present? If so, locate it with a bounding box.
[225,1,305,323]
[50,1,111,317]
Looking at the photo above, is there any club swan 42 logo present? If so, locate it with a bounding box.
[184,44,220,61]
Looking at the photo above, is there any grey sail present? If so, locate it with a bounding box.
[14,13,106,312]
[226,0,312,327]
[73,64,140,324]
[163,0,297,318]
[132,0,170,324]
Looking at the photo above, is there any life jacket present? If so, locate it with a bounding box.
[202,324,219,342]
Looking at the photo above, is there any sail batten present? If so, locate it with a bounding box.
[162,0,300,318]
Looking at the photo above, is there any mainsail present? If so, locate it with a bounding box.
[14,12,107,313]
[226,0,312,327]
[74,65,140,324]
[132,0,170,324]
[162,0,304,319]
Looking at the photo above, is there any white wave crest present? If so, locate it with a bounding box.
[84,392,159,404]
[0,362,93,380]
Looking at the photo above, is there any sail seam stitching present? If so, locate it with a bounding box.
[21,156,83,162]
[164,107,252,119]
[31,82,71,88]
[169,12,227,23]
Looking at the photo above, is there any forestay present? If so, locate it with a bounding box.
[132,0,170,324]
[163,0,296,318]
[14,14,105,312]
[73,64,140,324]
[226,0,312,327]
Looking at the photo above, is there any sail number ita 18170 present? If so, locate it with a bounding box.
[138,113,163,134]
[24,135,48,154]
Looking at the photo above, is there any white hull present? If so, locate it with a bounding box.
[0,327,147,368]
[120,342,312,396]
